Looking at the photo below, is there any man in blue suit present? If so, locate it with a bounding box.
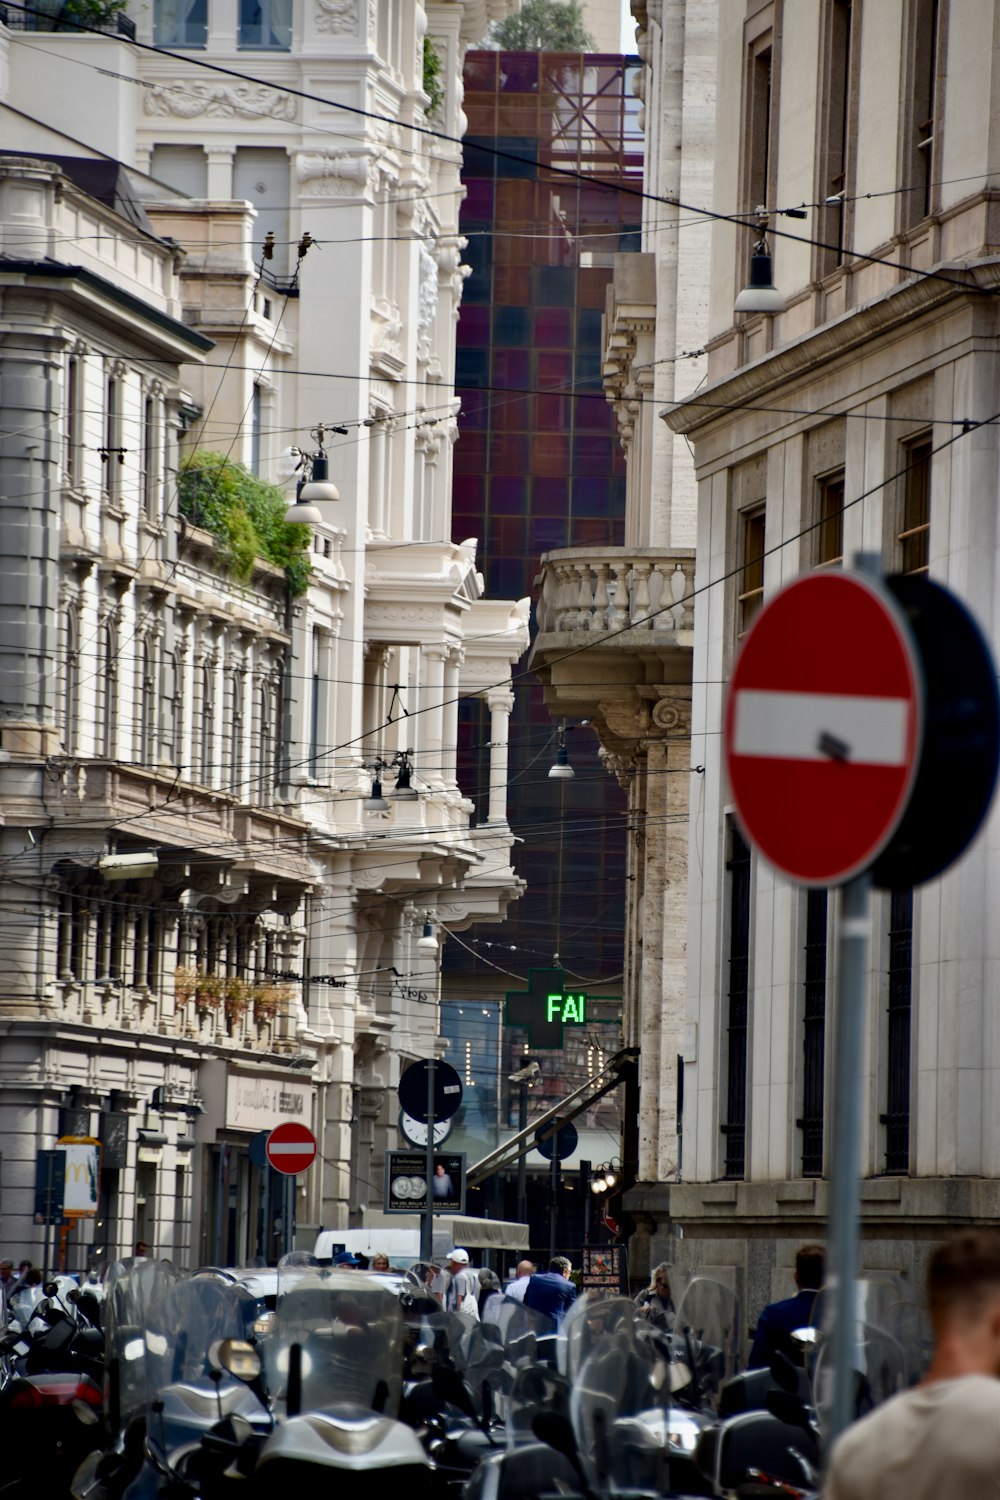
[748,1243,824,1369]
[523,1255,577,1328]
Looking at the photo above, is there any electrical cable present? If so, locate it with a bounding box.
[4,0,995,304]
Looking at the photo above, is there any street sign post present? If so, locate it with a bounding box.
[725,563,921,1453]
[266,1122,316,1258]
[265,1122,317,1174]
[398,1059,463,1123]
[725,569,923,885]
[399,1060,464,1263]
[535,1119,578,1260]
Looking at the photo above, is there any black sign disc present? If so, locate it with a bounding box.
[535,1119,578,1161]
[398,1059,464,1123]
[872,575,1000,889]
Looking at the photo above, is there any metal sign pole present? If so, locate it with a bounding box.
[548,1144,558,1259]
[420,1058,435,1264]
[826,871,871,1451]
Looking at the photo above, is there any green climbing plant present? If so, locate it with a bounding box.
[423,36,445,116]
[178,451,312,596]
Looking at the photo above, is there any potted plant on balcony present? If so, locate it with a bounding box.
[223,977,250,1026]
[250,980,290,1026]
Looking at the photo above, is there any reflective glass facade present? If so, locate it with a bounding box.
[444,54,642,1189]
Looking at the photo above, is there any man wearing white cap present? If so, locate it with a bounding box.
[444,1247,479,1316]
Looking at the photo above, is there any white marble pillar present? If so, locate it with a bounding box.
[485,688,513,824]
[420,643,448,787]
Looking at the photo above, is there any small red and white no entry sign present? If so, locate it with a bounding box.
[724,571,923,886]
[265,1121,317,1175]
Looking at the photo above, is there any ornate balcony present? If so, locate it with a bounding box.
[531,546,696,757]
[534,547,695,643]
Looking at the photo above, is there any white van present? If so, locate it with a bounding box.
[314,1213,529,1275]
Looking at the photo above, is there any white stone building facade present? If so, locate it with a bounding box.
[657,0,1000,1317]
[530,0,716,1271]
[0,0,525,1268]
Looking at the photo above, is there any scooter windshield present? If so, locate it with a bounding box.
[265,1270,404,1417]
[813,1276,921,1436]
[672,1276,743,1409]
[568,1296,673,1494]
[143,1276,262,1393]
[103,1258,179,1433]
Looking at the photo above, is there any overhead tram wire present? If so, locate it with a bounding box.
[6,13,998,838]
[8,419,978,848]
[5,35,996,252]
[5,1,997,304]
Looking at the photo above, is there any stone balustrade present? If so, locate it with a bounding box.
[535,547,696,639]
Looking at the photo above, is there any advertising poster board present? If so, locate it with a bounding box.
[384,1151,466,1214]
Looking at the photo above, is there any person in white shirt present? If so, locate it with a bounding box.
[444,1248,479,1315]
[825,1228,1000,1500]
[504,1260,536,1303]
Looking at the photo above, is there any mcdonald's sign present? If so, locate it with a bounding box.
[56,1136,101,1217]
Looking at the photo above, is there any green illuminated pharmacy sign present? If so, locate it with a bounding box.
[505,967,591,1049]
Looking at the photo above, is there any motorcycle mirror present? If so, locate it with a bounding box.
[42,1281,59,1298]
[72,1397,101,1427]
[208,1339,261,1383]
[252,1311,277,1337]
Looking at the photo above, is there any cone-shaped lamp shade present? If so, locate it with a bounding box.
[416,919,438,952]
[390,762,419,800]
[363,776,389,812]
[548,745,575,780]
[284,495,324,526]
[735,248,786,314]
[298,451,340,503]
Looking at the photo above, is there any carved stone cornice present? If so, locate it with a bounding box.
[144,82,296,122]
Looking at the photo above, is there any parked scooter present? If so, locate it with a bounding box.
[0,1276,107,1498]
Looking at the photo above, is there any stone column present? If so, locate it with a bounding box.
[485,688,513,823]
[206,148,235,201]
[419,643,448,787]
[654,695,692,1181]
[440,645,463,787]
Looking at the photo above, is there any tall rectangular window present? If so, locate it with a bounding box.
[141,394,158,517]
[899,436,932,575]
[722,824,751,1180]
[154,0,207,47]
[817,0,853,274]
[799,889,828,1176]
[250,384,262,475]
[65,354,83,487]
[745,44,774,216]
[816,470,845,567]
[883,889,913,1172]
[239,0,291,49]
[902,0,941,227]
[104,371,122,505]
[738,506,766,636]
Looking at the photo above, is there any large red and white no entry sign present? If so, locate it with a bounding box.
[724,571,923,885]
[265,1121,317,1175]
